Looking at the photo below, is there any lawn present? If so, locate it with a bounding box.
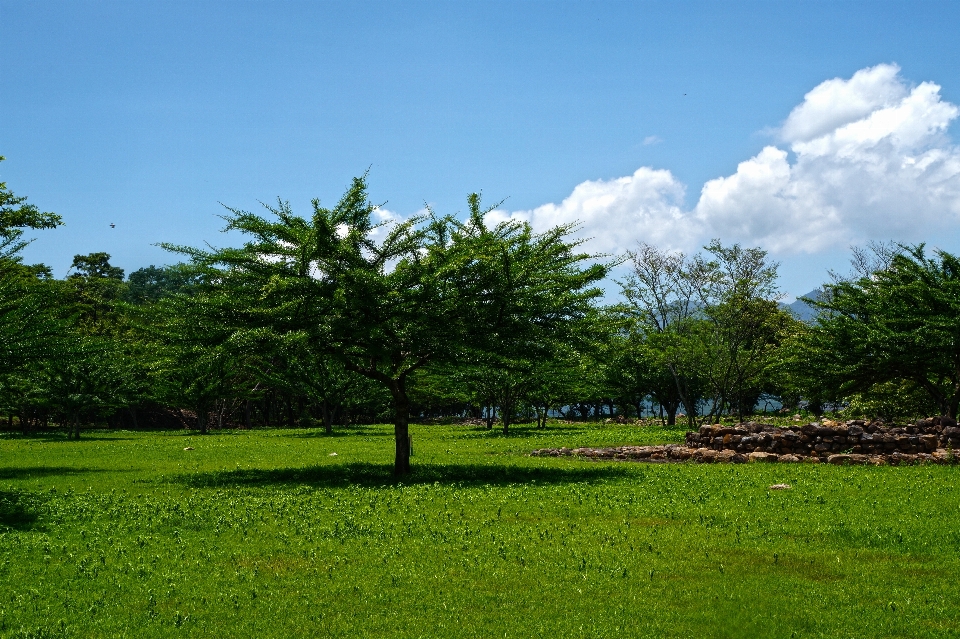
[1,422,958,638]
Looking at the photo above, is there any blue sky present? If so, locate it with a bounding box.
[3,1,960,298]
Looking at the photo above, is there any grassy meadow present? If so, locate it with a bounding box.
[1,421,959,638]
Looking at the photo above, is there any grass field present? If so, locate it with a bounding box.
[1,421,959,638]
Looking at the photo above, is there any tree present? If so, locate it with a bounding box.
[0,156,62,261]
[0,159,65,429]
[620,240,790,425]
[804,244,960,418]
[125,264,197,304]
[619,243,709,426]
[61,253,129,335]
[693,241,793,422]
[168,179,609,474]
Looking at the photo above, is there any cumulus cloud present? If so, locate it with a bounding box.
[502,64,960,257]
[779,64,908,143]
[488,167,692,255]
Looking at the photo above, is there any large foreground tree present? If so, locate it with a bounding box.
[168,179,608,474]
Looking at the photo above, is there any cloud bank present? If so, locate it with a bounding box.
[495,64,960,256]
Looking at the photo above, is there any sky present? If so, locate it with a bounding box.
[3,0,960,299]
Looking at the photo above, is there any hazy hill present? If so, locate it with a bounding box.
[784,289,823,321]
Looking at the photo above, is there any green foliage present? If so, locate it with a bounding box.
[0,156,62,260]
[163,179,610,472]
[805,244,960,418]
[125,265,196,304]
[619,241,793,425]
[845,380,939,423]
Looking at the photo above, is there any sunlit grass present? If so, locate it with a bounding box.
[1,422,958,638]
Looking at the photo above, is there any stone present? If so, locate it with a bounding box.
[716,450,739,463]
[827,454,852,465]
[748,452,778,463]
[778,454,801,463]
[695,448,718,463]
[933,448,957,463]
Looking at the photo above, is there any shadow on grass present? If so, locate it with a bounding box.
[0,431,135,443]
[460,426,619,439]
[0,466,110,480]
[176,461,632,489]
[449,425,689,440]
[0,490,43,531]
[280,428,391,439]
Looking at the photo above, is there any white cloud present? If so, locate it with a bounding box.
[643,135,663,146]
[780,64,907,143]
[491,167,694,255]
[503,64,960,256]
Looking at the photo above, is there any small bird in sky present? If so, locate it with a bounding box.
[109,223,115,228]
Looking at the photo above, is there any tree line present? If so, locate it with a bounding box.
[3,159,959,473]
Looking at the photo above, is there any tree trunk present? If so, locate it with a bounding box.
[393,391,411,475]
[197,405,208,435]
[129,407,139,430]
[245,400,251,430]
[666,405,676,426]
[535,404,547,429]
[321,399,333,435]
[485,405,495,430]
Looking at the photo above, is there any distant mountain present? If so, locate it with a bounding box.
[783,289,823,322]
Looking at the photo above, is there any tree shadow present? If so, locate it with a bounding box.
[464,425,607,438]
[280,428,392,439]
[0,466,110,480]
[0,490,42,531]
[0,432,135,443]
[176,461,631,489]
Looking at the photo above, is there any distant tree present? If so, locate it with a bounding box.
[620,240,790,425]
[619,243,708,426]
[64,253,127,334]
[68,252,124,280]
[125,264,196,304]
[804,244,960,419]
[42,336,131,439]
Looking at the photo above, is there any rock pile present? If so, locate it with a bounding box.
[530,417,960,465]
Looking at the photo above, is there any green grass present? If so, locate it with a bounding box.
[1,421,959,638]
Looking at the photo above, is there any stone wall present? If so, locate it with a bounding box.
[530,417,960,465]
[684,417,960,457]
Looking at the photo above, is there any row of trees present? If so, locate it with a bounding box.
[3,159,959,473]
